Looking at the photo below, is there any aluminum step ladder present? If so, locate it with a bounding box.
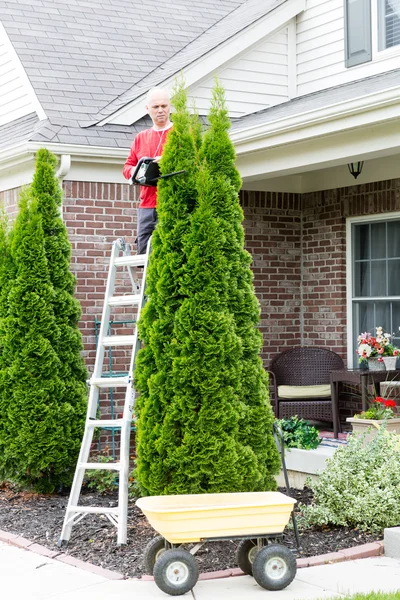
[59,237,150,546]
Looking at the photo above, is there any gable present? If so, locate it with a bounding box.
[188,27,290,118]
[101,0,305,126]
[0,23,45,127]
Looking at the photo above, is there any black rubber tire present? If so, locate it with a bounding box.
[143,536,166,575]
[252,544,297,591]
[236,539,259,575]
[153,549,199,596]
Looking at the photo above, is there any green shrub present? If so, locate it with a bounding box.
[298,426,400,533]
[0,150,87,492]
[134,80,279,495]
[85,453,118,494]
[276,416,321,450]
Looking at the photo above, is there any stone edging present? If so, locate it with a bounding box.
[0,528,384,581]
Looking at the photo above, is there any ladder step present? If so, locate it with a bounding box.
[89,376,130,388]
[108,294,140,306]
[86,418,125,428]
[114,255,146,267]
[69,506,119,515]
[102,335,136,346]
[79,461,121,471]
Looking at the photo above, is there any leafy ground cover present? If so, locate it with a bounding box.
[0,483,382,579]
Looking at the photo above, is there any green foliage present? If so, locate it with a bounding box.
[0,150,87,492]
[298,426,400,533]
[337,594,400,600]
[276,416,321,450]
[135,79,279,496]
[134,79,199,495]
[85,453,118,494]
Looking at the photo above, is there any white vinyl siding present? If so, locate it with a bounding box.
[296,0,345,95]
[296,0,400,97]
[0,24,45,126]
[189,28,289,117]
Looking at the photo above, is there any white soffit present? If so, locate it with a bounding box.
[103,0,306,126]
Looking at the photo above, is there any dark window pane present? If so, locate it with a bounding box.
[353,302,374,337]
[354,262,370,296]
[375,303,391,330]
[354,224,369,260]
[392,302,400,345]
[387,220,400,257]
[371,222,386,258]
[371,260,387,296]
[388,259,400,295]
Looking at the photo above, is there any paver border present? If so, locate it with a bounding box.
[0,528,384,581]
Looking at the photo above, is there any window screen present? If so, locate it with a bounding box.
[378,0,400,50]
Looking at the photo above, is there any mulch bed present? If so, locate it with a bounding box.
[0,483,382,579]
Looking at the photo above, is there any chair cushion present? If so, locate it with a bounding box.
[277,384,331,399]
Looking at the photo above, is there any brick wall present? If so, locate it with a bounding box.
[240,190,302,366]
[0,187,20,220]
[62,181,139,372]
[301,188,347,359]
[4,177,400,429]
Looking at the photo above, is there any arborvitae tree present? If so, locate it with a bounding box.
[30,149,88,409]
[154,166,261,494]
[135,81,199,493]
[200,82,280,489]
[0,151,87,492]
[135,80,279,495]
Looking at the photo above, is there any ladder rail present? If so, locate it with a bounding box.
[59,238,150,547]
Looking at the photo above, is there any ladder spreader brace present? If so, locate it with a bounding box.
[58,237,150,546]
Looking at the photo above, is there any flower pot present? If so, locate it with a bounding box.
[382,356,397,371]
[367,357,386,371]
[346,417,400,442]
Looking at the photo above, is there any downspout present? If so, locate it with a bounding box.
[300,200,305,346]
[56,154,71,217]
[56,154,71,181]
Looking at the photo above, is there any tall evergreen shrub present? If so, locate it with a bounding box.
[200,83,280,489]
[135,80,280,495]
[0,151,87,492]
[135,82,199,494]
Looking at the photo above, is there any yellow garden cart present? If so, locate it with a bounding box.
[136,490,297,596]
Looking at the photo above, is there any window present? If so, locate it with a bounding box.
[378,0,400,50]
[351,218,400,363]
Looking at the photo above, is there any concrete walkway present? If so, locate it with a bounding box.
[1,540,400,600]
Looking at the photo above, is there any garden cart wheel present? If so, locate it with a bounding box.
[143,535,166,575]
[236,538,258,575]
[252,544,297,591]
[153,548,199,596]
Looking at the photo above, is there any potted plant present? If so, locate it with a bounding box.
[356,326,399,371]
[346,395,400,440]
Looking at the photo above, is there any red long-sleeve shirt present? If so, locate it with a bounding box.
[122,126,172,208]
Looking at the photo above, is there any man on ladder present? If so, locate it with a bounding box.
[122,87,173,254]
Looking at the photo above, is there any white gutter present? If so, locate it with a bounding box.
[231,85,400,150]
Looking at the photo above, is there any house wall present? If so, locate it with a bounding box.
[0,23,44,126]
[3,177,400,427]
[191,27,289,117]
[296,0,400,96]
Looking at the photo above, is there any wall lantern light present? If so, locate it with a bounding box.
[347,161,364,179]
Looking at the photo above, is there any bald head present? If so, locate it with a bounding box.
[146,87,172,130]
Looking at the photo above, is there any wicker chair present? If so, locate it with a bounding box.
[267,347,344,425]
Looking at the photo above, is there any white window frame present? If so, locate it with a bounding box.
[371,0,400,59]
[346,211,400,368]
